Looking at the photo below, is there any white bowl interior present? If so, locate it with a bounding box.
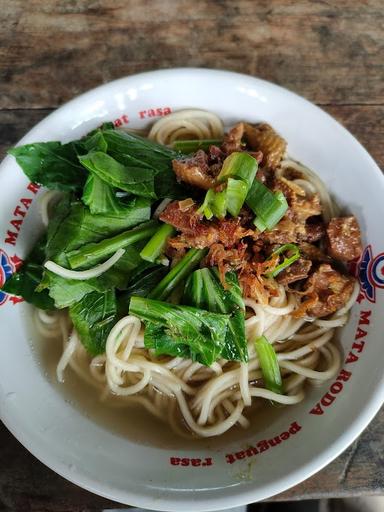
[1,69,384,511]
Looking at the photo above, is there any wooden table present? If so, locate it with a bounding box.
[1,1,383,510]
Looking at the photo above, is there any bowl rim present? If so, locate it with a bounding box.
[1,67,384,511]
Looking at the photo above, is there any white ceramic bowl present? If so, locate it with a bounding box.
[1,69,384,511]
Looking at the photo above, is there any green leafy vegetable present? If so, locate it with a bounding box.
[129,296,230,366]
[184,268,248,362]
[142,323,191,358]
[70,290,117,355]
[76,129,108,153]
[79,151,157,199]
[44,246,144,308]
[148,248,207,300]
[117,264,168,314]
[1,237,54,310]
[101,129,186,199]
[265,243,300,278]
[8,141,86,192]
[82,174,123,215]
[67,220,159,269]
[103,129,178,169]
[140,223,176,263]
[254,335,283,394]
[46,196,152,262]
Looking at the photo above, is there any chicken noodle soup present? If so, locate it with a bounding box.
[3,110,362,439]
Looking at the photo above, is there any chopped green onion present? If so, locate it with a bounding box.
[172,139,222,153]
[265,243,300,278]
[198,188,227,219]
[148,248,207,301]
[226,178,248,217]
[210,189,227,218]
[67,221,158,269]
[217,152,258,189]
[140,223,176,263]
[199,152,258,220]
[247,181,288,230]
[253,216,267,233]
[254,335,283,394]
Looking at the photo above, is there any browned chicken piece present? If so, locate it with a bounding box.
[273,177,306,206]
[160,201,255,249]
[243,123,287,169]
[221,123,245,154]
[291,194,322,223]
[160,201,201,233]
[172,150,215,190]
[304,264,355,317]
[276,258,312,286]
[261,218,298,244]
[326,216,362,262]
[298,242,330,262]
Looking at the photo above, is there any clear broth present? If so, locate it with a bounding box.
[27,305,339,450]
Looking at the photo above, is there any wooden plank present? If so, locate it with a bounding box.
[0,0,383,109]
[323,105,384,170]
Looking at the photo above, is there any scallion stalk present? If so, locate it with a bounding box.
[217,152,258,189]
[247,181,288,230]
[265,243,300,278]
[254,335,283,394]
[199,152,258,220]
[226,178,248,216]
[148,248,207,300]
[197,188,227,219]
[67,221,158,269]
[139,223,175,263]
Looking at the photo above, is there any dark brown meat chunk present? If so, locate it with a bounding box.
[300,221,325,243]
[261,218,298,244]
[276,258,312,286]
[298,242,330,262]
[304,264,355,317]
[326,216,362,262]
[221,123,245,154]
[172,150,214,190]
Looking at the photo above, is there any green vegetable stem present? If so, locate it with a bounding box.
[67,221,159,269]
[148,248,207,300]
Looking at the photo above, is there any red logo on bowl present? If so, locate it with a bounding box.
[0,250,22,306]
[356,245,384,303]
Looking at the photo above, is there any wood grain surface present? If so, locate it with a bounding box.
[0,1,383,511]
